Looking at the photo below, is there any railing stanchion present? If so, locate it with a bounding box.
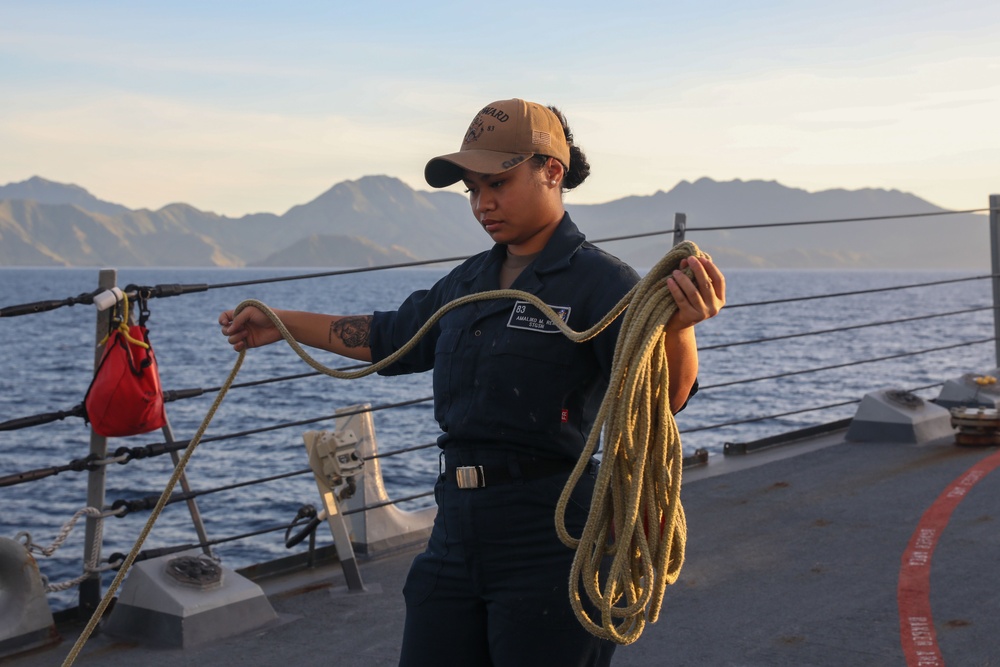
[673,212,687,246]
[162,416,214,557]
[989,195,1000,368]
[80,268,115,616]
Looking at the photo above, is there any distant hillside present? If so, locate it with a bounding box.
[0,175,989,269]
[0,176,131,218]
[0,197,243,267]
[568,178,988,269]
[251,234,418,267]
[0,175,482,267]
[279,175,476,259]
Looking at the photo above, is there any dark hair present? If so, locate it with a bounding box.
[531,105,590,191]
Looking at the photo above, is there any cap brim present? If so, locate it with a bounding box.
[424,149,533,188]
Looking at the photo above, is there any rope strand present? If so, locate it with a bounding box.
[61,240,703,664]
[556,240,702,644]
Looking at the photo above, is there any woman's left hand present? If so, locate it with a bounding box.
[666,255,726,329]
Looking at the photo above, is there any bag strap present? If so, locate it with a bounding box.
[135,287,152,328]
[99,295,149,350]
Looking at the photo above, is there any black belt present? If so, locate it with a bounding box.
[443,458,597,489]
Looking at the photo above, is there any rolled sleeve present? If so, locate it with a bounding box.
[369,289,442,376]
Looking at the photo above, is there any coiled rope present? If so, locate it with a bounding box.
[556,240,698,644]
[62,240,704,665]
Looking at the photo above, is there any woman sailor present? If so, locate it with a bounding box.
[221,98,725,666]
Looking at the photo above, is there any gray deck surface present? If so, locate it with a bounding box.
[9,431,1000,666]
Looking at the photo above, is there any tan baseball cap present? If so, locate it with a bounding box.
[424,98,570,188]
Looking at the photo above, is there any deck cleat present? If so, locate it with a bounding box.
[950,406,1000,447]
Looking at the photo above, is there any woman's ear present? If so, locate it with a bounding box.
[545,157,565,186]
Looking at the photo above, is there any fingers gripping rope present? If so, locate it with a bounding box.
[62,241,704,665]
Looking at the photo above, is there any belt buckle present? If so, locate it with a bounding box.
[455,465,485,489]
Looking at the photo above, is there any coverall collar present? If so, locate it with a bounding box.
[453,213,586,287]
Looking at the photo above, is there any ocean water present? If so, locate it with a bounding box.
[0,264,994,609]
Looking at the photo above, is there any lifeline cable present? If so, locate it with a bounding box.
[61,240,705,665]
[1,207,989,318]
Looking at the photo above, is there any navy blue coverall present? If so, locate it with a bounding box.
[370,214,689,666]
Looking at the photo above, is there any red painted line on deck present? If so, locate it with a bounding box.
[898,448,1000,667]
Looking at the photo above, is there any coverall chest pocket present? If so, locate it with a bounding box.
[486,329,576,436]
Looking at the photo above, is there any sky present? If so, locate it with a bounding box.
[2,1,998,217]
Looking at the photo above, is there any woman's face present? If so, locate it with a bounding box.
[461,159,564,255]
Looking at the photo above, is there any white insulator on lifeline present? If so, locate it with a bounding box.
[92,286,124,311]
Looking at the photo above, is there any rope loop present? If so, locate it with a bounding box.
[110,499,132,517]
[62,240,704,665]
[113,446,134,463]
[19,507,105,559]
[12,507,125,594]
[555,240,703,645]
[97,292,149,349]
[15,530,34,550]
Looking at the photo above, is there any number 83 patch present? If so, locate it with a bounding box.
[507,300,571,334]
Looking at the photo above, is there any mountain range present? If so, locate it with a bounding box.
[0,175,990,269]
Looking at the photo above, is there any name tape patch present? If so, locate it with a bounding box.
[507,301,571,334]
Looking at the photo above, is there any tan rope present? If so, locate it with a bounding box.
[17,506,126,593]
[555,240,704,645]
[62,240,703,664]
[62,351,246,667]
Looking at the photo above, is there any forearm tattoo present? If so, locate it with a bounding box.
[330,316,372,348]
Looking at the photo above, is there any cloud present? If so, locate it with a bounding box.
[2,4,998,214]
[0,91,447,214]
[570,52,1000,208]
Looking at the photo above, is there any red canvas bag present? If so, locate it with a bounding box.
[84,299,166,437]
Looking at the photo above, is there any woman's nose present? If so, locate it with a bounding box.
[476,190,496,213]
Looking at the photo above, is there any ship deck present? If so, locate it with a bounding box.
[10,428,1000,667]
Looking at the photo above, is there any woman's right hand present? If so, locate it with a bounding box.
[219,306,283,352]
